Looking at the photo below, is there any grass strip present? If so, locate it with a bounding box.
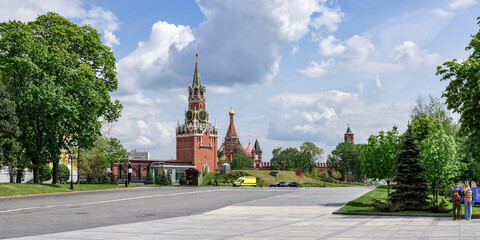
[0,183,130,197]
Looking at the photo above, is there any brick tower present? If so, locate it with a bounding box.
[344,124,354,143]
[251,138,263,169]
[176,54,218,173]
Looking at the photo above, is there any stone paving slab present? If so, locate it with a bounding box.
[10,187,480,239]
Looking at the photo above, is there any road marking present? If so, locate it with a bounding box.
[0,188,226,214]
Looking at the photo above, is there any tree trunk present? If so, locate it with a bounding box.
[16,168,23,183]
[8,168,15,183]
[33,167,39,183]
[52,161,59,184]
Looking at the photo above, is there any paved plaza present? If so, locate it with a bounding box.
[7,187,479,239]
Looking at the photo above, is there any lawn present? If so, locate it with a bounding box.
[337,185,480,215]
[0,183,130,197]
[203,170,365,187]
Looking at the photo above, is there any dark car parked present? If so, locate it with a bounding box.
[286,181,299,187]
[269,181,287,187]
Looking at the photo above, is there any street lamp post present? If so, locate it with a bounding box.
[323,171,326,188]
[124,155,129,187]
[68,150,74,190]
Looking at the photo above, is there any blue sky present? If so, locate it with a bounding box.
[1,0,478,161]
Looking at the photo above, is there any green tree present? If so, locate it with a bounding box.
[436,16,480,164]
[362,126,401,196]
[179,172,186,185]
[78,136,126,184]
[389,124,429,210]
[298,142,323,173]
[57,164,70,184]
[145,170,154,185]
[327,142,362,182]
[0,13,122,183]
[0,83,22,182]
[270,147,299,170]
[167,171,172,185]
[231,151,251,170]
[155,171,161,185]
[419,124,458,204]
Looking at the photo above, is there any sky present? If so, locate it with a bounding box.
[1,0,478,162]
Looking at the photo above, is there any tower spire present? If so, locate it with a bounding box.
[192,53,202,87]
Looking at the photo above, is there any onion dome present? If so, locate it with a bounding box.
[234,141,244,153]
[244,140,253,157]
[229,106,234,116]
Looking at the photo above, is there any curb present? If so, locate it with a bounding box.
[332,211,480,219]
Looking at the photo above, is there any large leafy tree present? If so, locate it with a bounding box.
[79,136,126,183]
[231,151,251,170]
[298,142,323,173]
[436,16,480,164]
[362,126,401,196]
[0,13,122,183]
[419,123,458,204]
[327,142,362,182]
[0,83,22,182]
[389,124,429,210]
[270,147,300,170]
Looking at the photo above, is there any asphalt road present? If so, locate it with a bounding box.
[0,187,297,239]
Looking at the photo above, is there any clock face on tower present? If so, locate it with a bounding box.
[185,109,194,122]
[198,109,208,122]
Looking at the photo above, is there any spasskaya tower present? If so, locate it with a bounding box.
[176,54,218,173]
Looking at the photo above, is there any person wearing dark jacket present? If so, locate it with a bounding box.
[452,183,463,220]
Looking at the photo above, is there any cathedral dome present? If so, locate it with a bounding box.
[244,141,253,157]
[234,142,244,153]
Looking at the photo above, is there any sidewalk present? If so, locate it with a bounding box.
[12,187,479,239]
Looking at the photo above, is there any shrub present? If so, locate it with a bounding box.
[39,164,52,182]
[430,199,450,213]
[371,198,402,212]
[110,174,118,185]
[57,164,70,183]
[160,171,168,185]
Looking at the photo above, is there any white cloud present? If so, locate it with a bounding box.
[430,8,454,18]
[116,0,342,94]
[310,4,344,32]
[343,35,376,66]
[375,75,382,89]
[134,136,153,147]
[290,44,300,55]
[116,21,194,94]
[357,83,365,95]
[267,91,411,145]
[299,59,334,78]
[448,0,477,10]
[319,35,345,56]
[209,86,236,95]
[0,0,120,47]
[390,41,442,66]
[81,7,121,47]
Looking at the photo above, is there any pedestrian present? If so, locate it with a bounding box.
[452,183,463,220]
[463,184,474,220]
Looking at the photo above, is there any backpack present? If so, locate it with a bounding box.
[453,191,461,201]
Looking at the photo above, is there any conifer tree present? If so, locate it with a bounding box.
[390,124,429,210]
[166,171,172,185]
[145,170,154,184]
[155,171,161,185]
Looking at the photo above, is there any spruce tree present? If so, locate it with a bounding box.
[145,170,154,184]
[166,171,172,185]
[390,124,429,210]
